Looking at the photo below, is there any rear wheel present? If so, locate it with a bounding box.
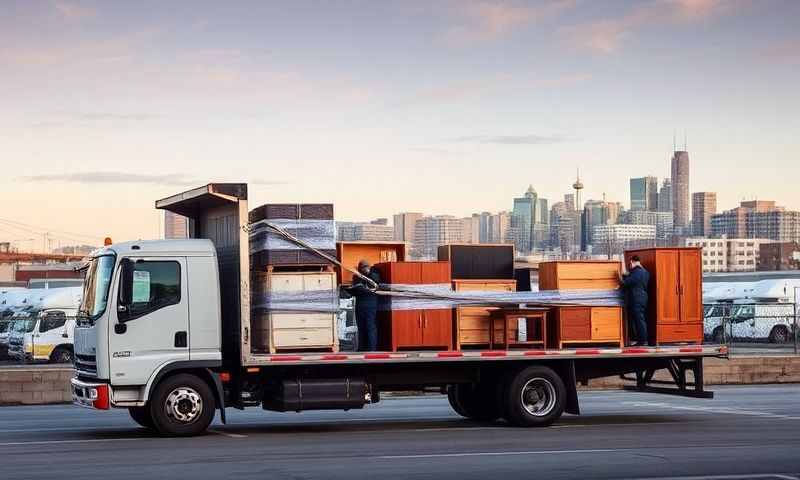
[49,347,73,364]
[128,406,155,430]
[149,374,215,437]
[503,366,566,427]
[769,325,790,344]
[712,327,725,345]
[447,385,468,417]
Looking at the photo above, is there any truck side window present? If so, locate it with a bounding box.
[40,314,67,332]
[127,261,181,319]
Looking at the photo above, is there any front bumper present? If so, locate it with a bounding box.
[71,377,111,410]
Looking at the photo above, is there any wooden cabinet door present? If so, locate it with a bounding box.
[679,250,703,324]
[655,250,681,324]
[559,307,591,341]
[393,311,422,347]
[422,309,452,349]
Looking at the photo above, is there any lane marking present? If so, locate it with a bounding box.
[379,449,618,459]
[208,429,247,438]
[623,402,800,421]
[0,438,142,447]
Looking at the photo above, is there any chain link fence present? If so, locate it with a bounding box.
[704,303,798,356]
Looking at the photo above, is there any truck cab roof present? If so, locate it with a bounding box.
[95,239,217,258]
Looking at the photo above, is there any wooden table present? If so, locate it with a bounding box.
[490,309,547,350]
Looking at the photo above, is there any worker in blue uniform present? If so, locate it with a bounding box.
[348,259,382,351]
[619,255,651,346]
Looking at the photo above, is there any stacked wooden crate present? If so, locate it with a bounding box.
[538,261,624,349]
[624,247,703,345]
[373,261,453,352]
[249,203,338,354]
[438,244,517,349]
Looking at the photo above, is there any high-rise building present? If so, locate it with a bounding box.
[658,178,672,212]
[460,216,480,244]
[581,199,609,250]
[747,210,800,243]
[629,176,658,211]
[488,211,512,244]
[692,192,717,237]
[413,215,466,259]
[592,224,656,256]
[511,186,549,254]
[164,211,188,239]
[606,201,624,225]
[686,237,771,272]
[393,212,423,254]
[710,200,790,240]
[623,210,674,245]
[671,151,690,232]
[337,221,395,242]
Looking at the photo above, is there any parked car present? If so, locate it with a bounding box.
[704,302,795,344]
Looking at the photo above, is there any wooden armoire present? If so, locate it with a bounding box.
[373,261,453,351]
[624,247,703,345]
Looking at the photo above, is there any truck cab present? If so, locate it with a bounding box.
[7,287,82,363]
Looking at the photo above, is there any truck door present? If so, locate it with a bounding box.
[109,258,189,386]
[36,311,68,361]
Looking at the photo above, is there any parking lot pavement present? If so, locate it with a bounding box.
[0,384,798,480]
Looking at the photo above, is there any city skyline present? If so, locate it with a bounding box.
[1,1,799,243]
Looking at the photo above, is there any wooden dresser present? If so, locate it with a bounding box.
[251,271,338,353]
[549,306,623,349]
[452,279,516,349]
[624,247,703,345]
[538,260,622,290]
[374,261,453,351]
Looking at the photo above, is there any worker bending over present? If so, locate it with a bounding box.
[619,255,651,346]
[348,259,382,351]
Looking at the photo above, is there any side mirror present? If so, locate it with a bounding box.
[118,258,134,321]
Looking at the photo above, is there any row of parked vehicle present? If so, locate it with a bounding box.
[0,282,83,364]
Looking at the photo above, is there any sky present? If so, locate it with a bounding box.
[1,0,798,248]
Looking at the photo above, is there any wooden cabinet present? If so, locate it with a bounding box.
[250,271,338,353]
[538,261,622,290]
[374,261,452,351]
[452,279,516,349]
[549,306,623,349]
[380,309,452,351]
[336,241,407,285]
[624,247,703,345]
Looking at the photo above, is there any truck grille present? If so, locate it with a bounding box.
[75,354,97,375]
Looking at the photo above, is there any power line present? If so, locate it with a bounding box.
[0,217,103,242]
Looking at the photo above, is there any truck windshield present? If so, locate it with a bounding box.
[11,319,36,333]
[78,254,116,323]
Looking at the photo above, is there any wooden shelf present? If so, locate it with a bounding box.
[490,309,547,350]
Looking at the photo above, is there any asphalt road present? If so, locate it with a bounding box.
[1,385,799,480]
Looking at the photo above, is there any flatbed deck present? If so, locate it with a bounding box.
[249,344,727,366]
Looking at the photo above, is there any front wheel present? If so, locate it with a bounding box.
[49,347,73,364]
[769,325,790,344]
[503,366,566,427]
[149,374,215,437]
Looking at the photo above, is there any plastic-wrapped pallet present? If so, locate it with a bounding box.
[249,203,336,267]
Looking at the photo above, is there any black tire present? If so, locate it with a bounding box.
[149,374,215,437]
[769,325,789,344]
[49,347,73,364]
[453,382,503,422]
[447,385,468,418]
[503,366,566,428]
[129,406,155,430]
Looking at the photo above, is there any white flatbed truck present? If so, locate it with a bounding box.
[71,183,726,436]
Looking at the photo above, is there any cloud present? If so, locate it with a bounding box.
[444,0,576,45]
[20,172,288,186]
[29,112,159,129]
[562,0,743,54]
[759,37,800,64]
[53,1,97,20]
[453,134,568,145]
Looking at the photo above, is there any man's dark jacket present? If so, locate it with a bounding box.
[349,269,382,309]
[622,265,650,307]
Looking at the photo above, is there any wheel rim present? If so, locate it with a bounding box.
[774,328,787,343]
[165,387,203,424]
[520,377,556,417]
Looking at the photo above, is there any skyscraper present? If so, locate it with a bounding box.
[629,176,658,211]
[692,192,717,237]
[413,215,465,259]
[671,150,690,233]
[582,199,609,250]
[658,178,672,212]
[511,186,549,253]
[393,212,423,241]
[572,170,584,212]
